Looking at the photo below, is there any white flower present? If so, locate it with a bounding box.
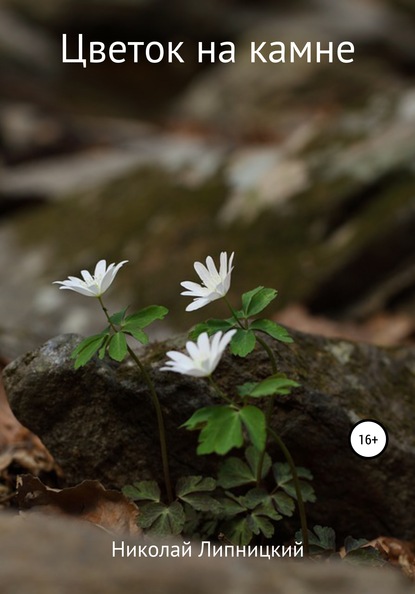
[181,251,234,311]
[161,330,236,377]
[53,259,128,297]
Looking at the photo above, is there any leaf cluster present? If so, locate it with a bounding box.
[123,448,315,545]
[215,449,315,545]
[71,305,168,368]
[294,526,385,566]
[123,476,219,537]
[190,286,292,358]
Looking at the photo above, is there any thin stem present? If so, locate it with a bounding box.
[126,345,174,503]
[98,297,174,504]
[224,296,246,329]
[208,375,234,405]
[268,427,309,556]
[255,335,278,484]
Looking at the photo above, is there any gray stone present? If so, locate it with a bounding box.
[3,330,415,541]
[0,513,411,594]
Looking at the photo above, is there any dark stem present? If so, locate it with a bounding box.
[98,297,174,503]
[268,427,309,556]
[208,375,234,405]
[255,335,277,484]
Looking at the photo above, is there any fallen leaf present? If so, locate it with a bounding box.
[276,305,415,346]
[368,536,415,580]
[16,475,140,535]
[0,368,58,476]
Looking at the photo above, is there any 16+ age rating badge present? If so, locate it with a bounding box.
[349,420,388,458]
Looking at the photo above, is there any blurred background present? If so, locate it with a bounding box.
[1,0,415,358]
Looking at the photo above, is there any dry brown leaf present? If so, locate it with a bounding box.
[16,475,140,535]
[0,370,58,476]
[368,536,415,580]
[276,304,415,346]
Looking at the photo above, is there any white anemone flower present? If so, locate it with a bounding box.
[161,330,236,377]
[181,251,234,311]
[53,259,128,297]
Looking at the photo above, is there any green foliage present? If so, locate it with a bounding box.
[239,406,266,451]
[189,319,235,340]
[182,405,266,455]
[230,329,256,357]
[108,331,128,362]
[123,446,308,544]
[119,304,168,345]
[182,406,244,455]
[220,487,285,545]
[124,476,220,537]
[71,305,168,366]
[176,476,220,513]
[217,446,271,488]
[294,527,385,566]
[122,480,161,502]
[138,501,185,536]
[71,331,110,369]
[250,319,293,343]
[306,525,337,555]
[109,308,128,326]
[241,287,278,317]
[342,536,385,566]
[238,374,300,398]
[273,463,316,503]
[123,305,168,329]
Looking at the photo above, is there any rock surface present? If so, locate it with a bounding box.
[0,513,411,594]
[3,330,415,541]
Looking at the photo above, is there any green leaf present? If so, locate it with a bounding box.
[217,458,255,488]
[230,329,256,357]
[273,463,316,503]
[108,331,128,362]
[241,287,278,318]
[247,514,275,539]
[176,476,216,497]
[122,480,161,502]
[217,447,271,489]
[242,487,270,510]
[223,517,253,546]
[179,493,221,513]
[138,501,185,536]
[243,489,282,522]
[295,525,337,556]
[176,476,219,515]
[217,494,247,518]
[125,327,149,345]
[272,492,295,517]
[109,308,128,326]
[245,446,271,480]
[238,374,300,398]
[189,319,235,340]
[240,406,266,451]
[344,536,369,554]
[98,334,110,359]
[343,541,385,567]
[182,406,244,455]
[250,319,293,343]
[123,305,168,330]
[308,525,336,553]
[71,333,109,369]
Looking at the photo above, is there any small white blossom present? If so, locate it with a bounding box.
[161,330,236,377]
[181,251,234,311]
[53,259,128,297]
